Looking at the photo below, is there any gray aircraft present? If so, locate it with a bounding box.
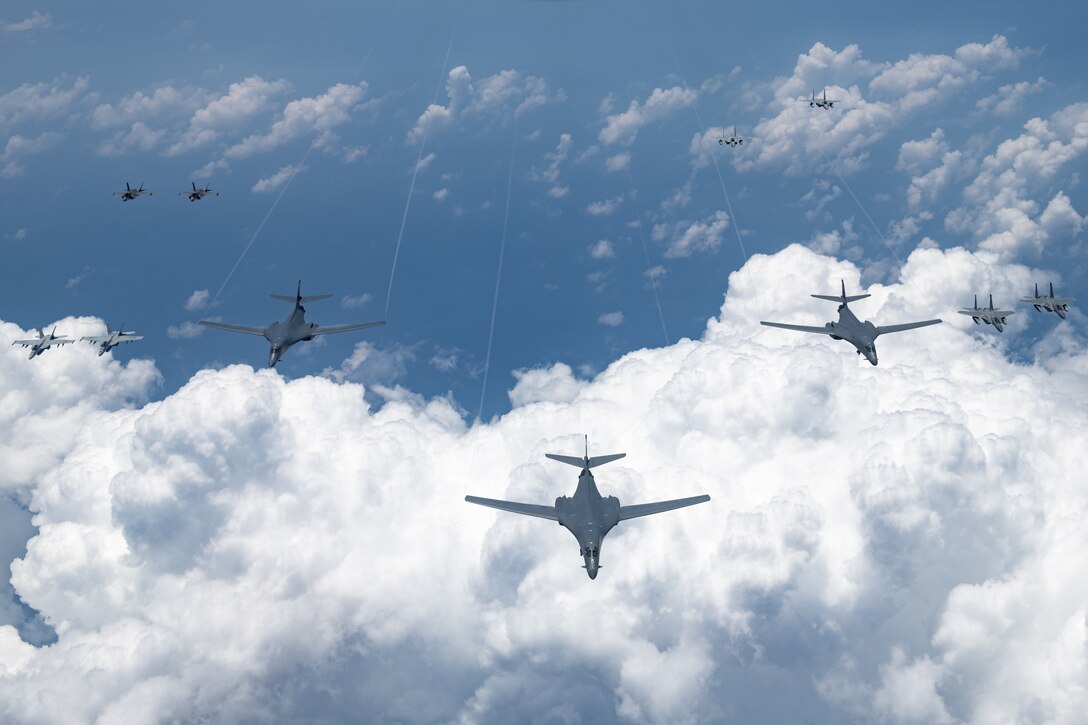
[180,182,218,202]
[808,89,839,109]
[1021,282,1074,320]
[199,281,385,367]
[958,294,1014,332]
[12,327,74,359]
[719,125,744,147]
[465,437,710,579]
[80,323,143,356]
[113,182,152,202]
[761,280,943,365]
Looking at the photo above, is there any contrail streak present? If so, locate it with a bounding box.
[477,118,519,422]
[384,1,463,319]
[211,146,313,307]
[626,167,670,345]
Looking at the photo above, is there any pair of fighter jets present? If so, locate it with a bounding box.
[113,182,218,202]
[716,90,838,148]
[12,324,142,359]
[957,283,1075,333]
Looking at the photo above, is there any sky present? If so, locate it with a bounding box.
[1,1,1088,722]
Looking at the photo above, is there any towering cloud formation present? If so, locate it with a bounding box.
[0,245,1085,722]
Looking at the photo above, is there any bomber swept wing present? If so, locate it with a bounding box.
[760,321,835,335]
[198,321,268,336]
[619,495,712,521]
[311,321,386,336]
[463,496,558,521]
[875,320,943,336]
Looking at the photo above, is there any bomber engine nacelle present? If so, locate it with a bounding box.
[603,496,621,528]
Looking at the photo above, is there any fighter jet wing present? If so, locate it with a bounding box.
[21,338,74,348]
[618,495,710,521]
[80,335,109,343]
[760,321,834,335]
[198,321,267,336]
[465,496,559,521]
[311,320,385,336]
[875,319,942,336]
[114,334,144,344]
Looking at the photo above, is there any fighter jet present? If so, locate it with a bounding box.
[180,182,218,202]
[958,295,1014,332]
[12,327,74,359]
[719,125,744,147]
[1021,282,1074,320]
[80,323,143,356]
[113,182,152,202]
[808,89,839,109]
[199,280,385,367]
[465,437,710,580]
[760,280,942,365]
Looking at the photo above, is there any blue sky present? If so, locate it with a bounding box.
[3,2,1088,722]
[3,0,1086,418]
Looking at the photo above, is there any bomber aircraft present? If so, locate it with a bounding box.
[113,182,152,202]
[199,281,385,367]
[180,182,218,202]
[81,323,143,355]
[958,295,1014,332]
[465,437,710,580]
[12,327,73,359]
[719,125,744,147]
[1021,282,1074,320]
[761,280,942,365]
[808,89,839,109]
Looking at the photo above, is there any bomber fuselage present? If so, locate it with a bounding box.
[264,305,318,367]
[824,304,879,365]
[554,469,621,579]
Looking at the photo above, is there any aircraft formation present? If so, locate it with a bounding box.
[5,82,1080,581]
[111,181,219,202]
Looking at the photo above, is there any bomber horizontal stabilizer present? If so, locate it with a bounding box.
[271,293,333,304]
[546,452,626,469]
[812,293,870,303]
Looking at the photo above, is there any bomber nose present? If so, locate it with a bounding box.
[268,347,281,367]
[583,555,599,580]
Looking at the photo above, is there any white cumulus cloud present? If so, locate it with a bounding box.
[0,244,1086,723]
[407,67,558,144]
[251,163,306,193]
